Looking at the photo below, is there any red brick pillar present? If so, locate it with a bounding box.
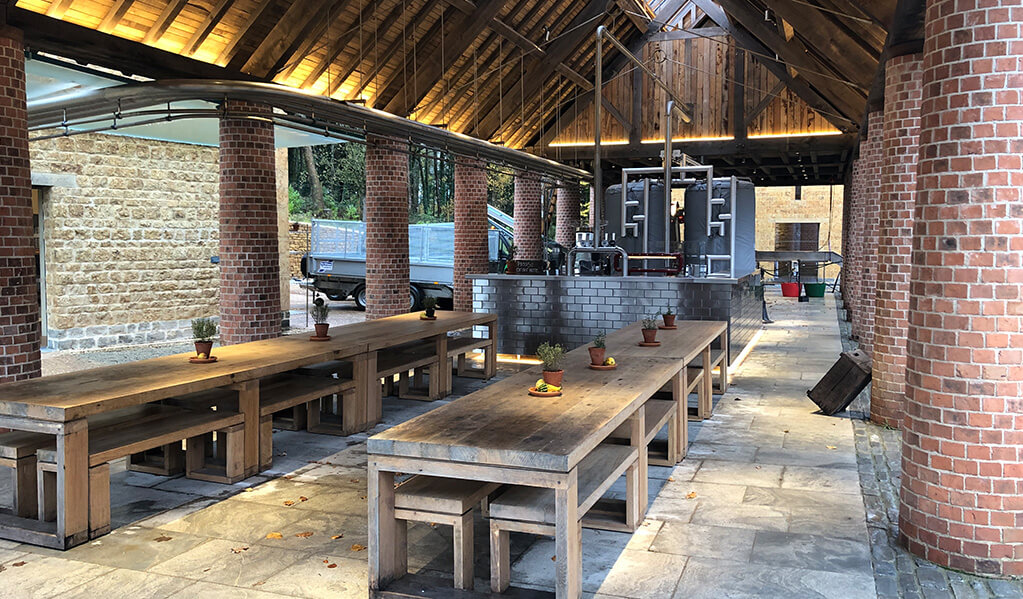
[871,53,923,428]
[847,113,883,349]
[844,162,862,329]
[0,28,39,382]
[364,134,409,319]
[453,157,488,312]
[899,0,1023,577]
[513,170,542,262]
[840,179,852,321]
[218,101,281,345]
[556,182,581,248]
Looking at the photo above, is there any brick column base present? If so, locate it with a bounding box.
[453,158,488,312]
[0,27,41,381]
[555,182,581,248]
[871,52,922,428]
[513,171,542,262]
[218,101,281,345]
[899,0,1023,577]
[365,134,410,319]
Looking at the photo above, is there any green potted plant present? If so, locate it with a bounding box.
[422,296,438,319]
[191,317,217,358]
[505,244,518,274]
[662,306,676,328]
[641,317,659,344]
[588,331,606,366]
[536,341,565,387]
[311,299,330,338]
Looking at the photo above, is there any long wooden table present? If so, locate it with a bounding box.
[0,310,495,549]
[368,319,726,599]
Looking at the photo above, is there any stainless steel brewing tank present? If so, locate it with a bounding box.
[603,180,669,255]
[683,178,757,276]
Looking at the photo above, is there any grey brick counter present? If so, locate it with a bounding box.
[471,273,763,362]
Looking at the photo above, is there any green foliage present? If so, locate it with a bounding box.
[289,142,366,220]
[663,306,674,316]
[536,341,565,372]
[592,331,606,349]
[487,170,514,216]
[191,318,217,342]
[423,296,438,309]
[642,317,659,330]
[311,303,330,324]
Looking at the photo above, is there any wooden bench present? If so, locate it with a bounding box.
[607,398,680,467]
[36,404,244,537]
[257,373,351,469]
[487,445,638,593]
[689,347,728,396]
[377,343,443,401]
[0,432,54,519]
[392,476,499,590]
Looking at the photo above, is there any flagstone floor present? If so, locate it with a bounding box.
[1,291,1013,598]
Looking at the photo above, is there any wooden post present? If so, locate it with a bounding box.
[554,469,581,599]
[626,407,646,528]
[701,345,713,418]
[56,418,89,548]
[485,321,498,379]
[433,334,449,399]
[368,461,406,591]
[233,380,260,477]
[671,369,687,461]
[719,327,729,392]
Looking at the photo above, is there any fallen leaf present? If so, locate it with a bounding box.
[265,532,283,540]
[283,500,295,507]
[327,563,338,569]
[349,479,360,483]
[203,568,211,573]
[153,535,173,543]
[231,546,249,554]
[299,496,309,502]
[295,532,314,538]
[0,565,6,573]
[11,562,26,567]
[754,465,762,470]
[551,556,556,562]
[331,534,344,540]
[243,488,255,493]
[826,445,837,450]
[360,495,367,500]
[783,430,790,434]
[252,582,265,587]
[685,491,697,499]
[323,559,329,564]
[667,477,674,482]
[283,475,295,480]
[350,544,366,552]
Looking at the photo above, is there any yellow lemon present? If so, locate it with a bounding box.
[548,384,561,392]
[197,353,207,359]
[604,357,615,365]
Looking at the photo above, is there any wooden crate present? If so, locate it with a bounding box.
[807,350,872,416]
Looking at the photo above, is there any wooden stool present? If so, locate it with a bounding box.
[393,475,499,590]
[0,431,53,519]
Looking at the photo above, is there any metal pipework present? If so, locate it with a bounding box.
[619,164,714,254]
[594,26,693,245]
[567,245,629,277]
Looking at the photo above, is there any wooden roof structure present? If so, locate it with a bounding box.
[8,0,923,184]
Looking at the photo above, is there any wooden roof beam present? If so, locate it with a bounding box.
[183,0,234,56]
[379,0,512,117]
[142,0,189,44]
[97,0,136,33]
[45,0,74,19]
[218,0,278,68]
[299,0,385,90]
[243,0,351,77]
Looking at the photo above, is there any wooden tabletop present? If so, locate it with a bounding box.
[368,343,684,473]
[605,320,727,363]
[0,311,495,423]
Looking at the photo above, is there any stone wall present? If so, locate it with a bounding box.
[29,132,290,349]
[288,221,311,277]
[754,185,844,280]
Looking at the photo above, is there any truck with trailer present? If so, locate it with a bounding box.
[300,206,562,310]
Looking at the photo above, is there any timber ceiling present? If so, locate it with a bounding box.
[11,0,923,184]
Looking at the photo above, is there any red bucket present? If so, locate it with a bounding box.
[781,282,801,297]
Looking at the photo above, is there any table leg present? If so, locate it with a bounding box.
[234,380,260,477]
[625,406,647,528]
[671,369,687,461]
[718,328,729,392]
[484,321,498,379]
[701,345,713,419]
[432,334,449,399]
[369,462,406,591]
[554,469,581,599]
[350,352,379,433]
[56,419,89,548]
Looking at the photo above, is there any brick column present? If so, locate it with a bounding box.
[218,101,281,345]
[899,0,1023,577]
[513,170,542,261]
[840,178,852,321]
[0,28,38,382]
[364,134,409,319]
[555,182,581,248]
[871,53,923,429]
[844,163,862,329]
[453,157,488,312]
[847,112,883,350]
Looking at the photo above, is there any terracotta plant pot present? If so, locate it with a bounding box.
[314,323,329,337]
[194,340,213,357]
[588,347,606,366]
[425,307,436,318]
[541,369,564,387]
[641,329,658,344]
[662,314,676,327]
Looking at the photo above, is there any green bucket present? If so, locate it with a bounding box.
[804,283,827,297]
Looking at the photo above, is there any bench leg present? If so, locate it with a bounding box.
[37,465,56,522]
[398,371,410,397]
[625,407,646,529]
[368,465,406,591]
[12,456,38,519]
[444,359,453,396]
[185,436,205,476]
[555,474,582,599]
[456,353,468,377]
[306,398,322,430]
[260,415,273,471]
[225,425,245,480]
[453,510,474,590]
[671,370,685,462]
[490,520,510,593]
[701,346,713,418]
[485,323,497,379]
[89,464,111,538]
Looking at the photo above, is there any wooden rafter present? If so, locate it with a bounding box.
[379,0,512,117]
[242,0,345,77]
[142,0,189,44]
[264,0,354,78]
[219,0,278,68]
[97,0,136,33]
[183,0,234,56]
[45,0,74,19]
[298,0,387,90]
[614,0,655,29]
[744,79,785,127]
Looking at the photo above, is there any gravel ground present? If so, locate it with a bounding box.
[42,280,367,376]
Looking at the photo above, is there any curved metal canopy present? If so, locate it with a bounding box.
[28,79,591,182]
